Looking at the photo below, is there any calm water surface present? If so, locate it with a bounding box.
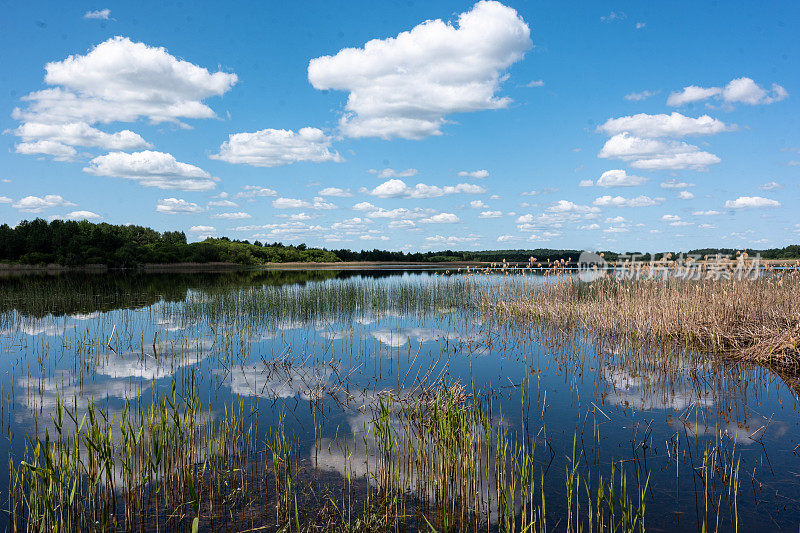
[0,269,797,531]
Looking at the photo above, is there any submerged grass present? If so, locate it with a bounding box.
[10,370,686,532]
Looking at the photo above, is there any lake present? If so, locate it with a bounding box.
[0,268,797,531]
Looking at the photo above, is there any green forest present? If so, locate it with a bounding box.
[1,218,798,267]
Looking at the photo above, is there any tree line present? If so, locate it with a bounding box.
[1,219,798,267]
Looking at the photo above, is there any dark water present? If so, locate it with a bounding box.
[0,269,797,531]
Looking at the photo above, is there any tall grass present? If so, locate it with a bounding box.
[483,270,800,368]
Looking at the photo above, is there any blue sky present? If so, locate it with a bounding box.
[1,0,798,252]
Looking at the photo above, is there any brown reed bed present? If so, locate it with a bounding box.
[482,269,800,370]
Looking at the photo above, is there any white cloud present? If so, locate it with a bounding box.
[693,210,721,216]
[11,38,236,160]
[479,210,503,218]
[635,22,646,29]
[593,195,661,208]
[594,169,647,188]
[598,132,720,170]
[388,219,416,229]
[211,211,252,219]
[724,196,780,209]
[13,122,150,151]
[83,9,111,19]
[352,201,377,211]
[318,187,353,197]
[189,225,215,233]
[758,181,783,191]
[272,197,337,210]
[599,112,732,138]
[722,77,788,105]
[368,168,418,178]
[363,206,433,219]
[307,1,531,139]
[661,214,681,222]
[156,198,203,214]
[578,179,594,187]
[458,169,490,179]
[698,223,716,229]
[425,234,479,245]
[469,200,488,209]
[525,80,544,88]
[579,223,600,230]
[677,190,694,200]
[605,216,626,223]
[65,210,101,220]
[84,151,218,191]
[207,199,238,208]
[419,212,459,224]
[497,235,515,242]
[547,200,600,213]
[366,179,486,199]
[667,77,787,107]
[624,89,658,101]
[13,37,237,127]
[0,197,12,204]
[666,86,722,106]
[13,195,76,213]
[211,127,342,167]
[13,140,77,161]
[660,179,695,189]
[232,186,278,199]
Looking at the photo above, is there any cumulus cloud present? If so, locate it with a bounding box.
[11,37,236,160]
[546,200,600,213]
[724,196,780,209]
[272,197,337,210]
[419,213,460,223]
[156,198,203,214]
[593,169,647,188]
[13,37,237,126]
[598,132,720,170]
[13,122,150,151]
[207,199,238,208]
[365,179,485,199]
[693,210,721,216]
[13,195,76,213]
[667,77,787,107]
[318,187,353,197]
[83,150,218,191]
[189,225,215,233]
[13,140,77,161]
[598,112,732,138]
[211,127,342,167]
[666,86,722,106]
[307,1,531,139]
[593,195,661,208]
[458,169,490,179]
[65,210,101,220]
[479,210,503,218]
[677,190,694,200]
